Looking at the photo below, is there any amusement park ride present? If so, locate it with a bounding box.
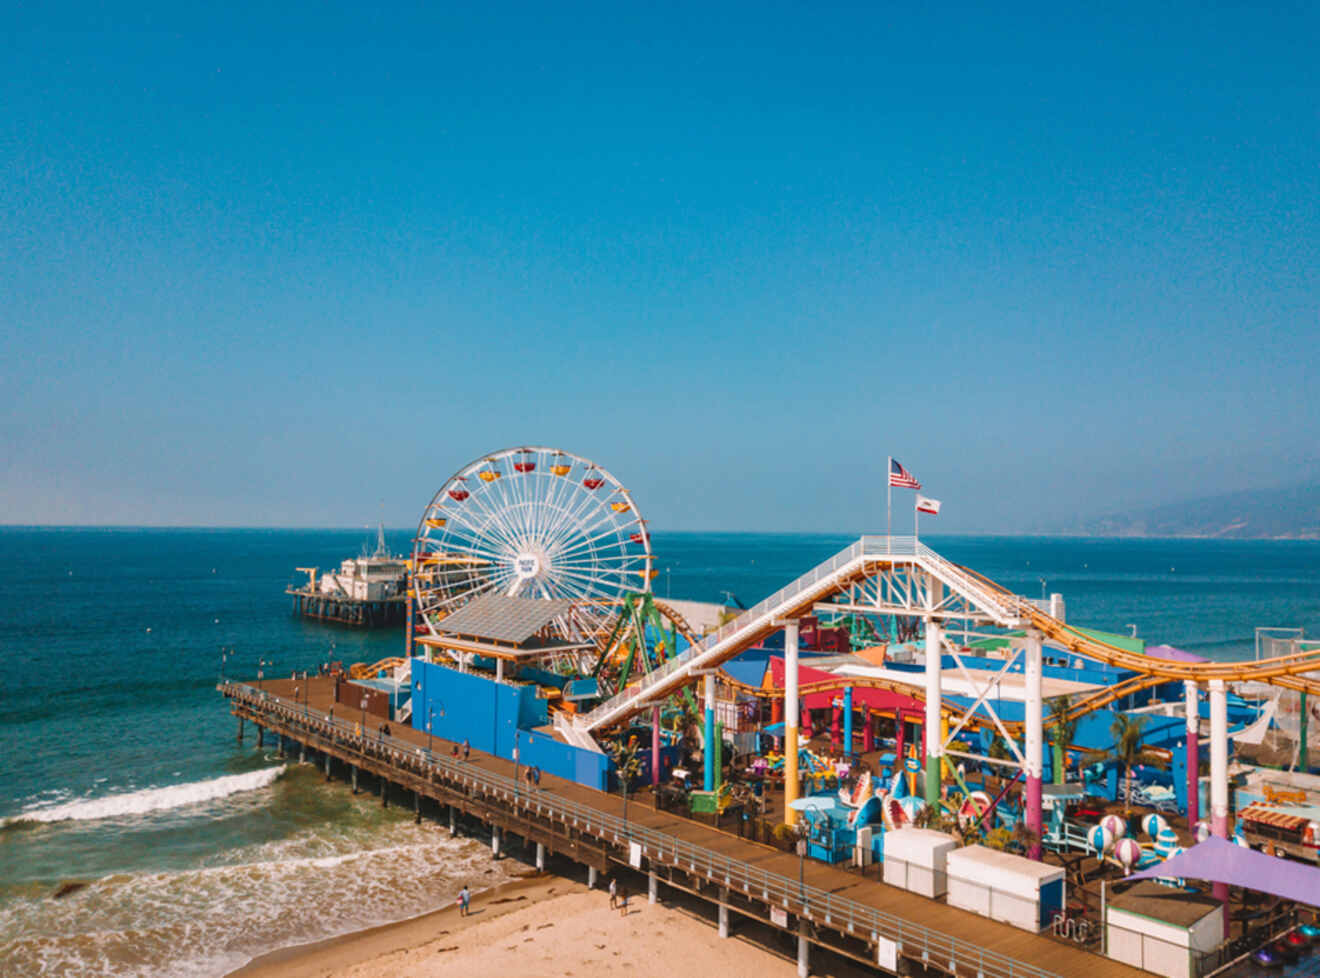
[398,446,1320,869]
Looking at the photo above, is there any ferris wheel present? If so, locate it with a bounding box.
[411,447,653,651]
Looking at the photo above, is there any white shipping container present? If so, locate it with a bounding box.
[945,845,1065,932]
[881,828,957,898]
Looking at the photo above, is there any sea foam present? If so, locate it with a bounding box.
[7,766,286,825]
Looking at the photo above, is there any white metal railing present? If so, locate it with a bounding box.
[221,680,1063,978]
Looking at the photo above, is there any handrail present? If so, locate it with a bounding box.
[222,680,1062,978]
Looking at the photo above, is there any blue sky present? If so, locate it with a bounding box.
[3,1,1317,531]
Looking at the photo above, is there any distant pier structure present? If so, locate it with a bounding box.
[287,525,408,628]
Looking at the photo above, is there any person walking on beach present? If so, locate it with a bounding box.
[608,876,618,909]
[457,884,471,917]
[618,884,628,917]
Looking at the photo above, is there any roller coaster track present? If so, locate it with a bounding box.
[566,537,1320,742]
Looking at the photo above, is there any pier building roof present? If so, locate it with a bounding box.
[435,593,575,645]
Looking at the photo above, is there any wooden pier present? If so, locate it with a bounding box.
[286,586,406,627]
[222,677,1157,978]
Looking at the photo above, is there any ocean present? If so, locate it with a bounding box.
[2,528,1319,977]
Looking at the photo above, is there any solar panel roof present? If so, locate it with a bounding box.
[435,593,575,645]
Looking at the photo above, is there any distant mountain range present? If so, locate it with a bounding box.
[1072,483,1320,540]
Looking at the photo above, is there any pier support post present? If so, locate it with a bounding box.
[784,619,801,826]
[324,752,331,780]
[704,673,716,792]
[449,806,457,835]
[1209,679,1230,931]
[651,705,661,787]
[414,790,421,824]
[923,580,944,807]
[1024,630,1044,860]
[648,870,657,905]
[491,826,500,857]
[1185,680,1200,828]
[718,888,729,937]
[351,765,358,794]
[587,865,597,889]
[536,842,546,871]
[258,725,264,749]
[381,779,388,808]
[299,743,306,764]
[797,917,810,978]
[237,718,244,742]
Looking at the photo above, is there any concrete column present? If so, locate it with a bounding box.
[843,687,854,755]
[491,826,500,857]
[651,704,661,786]
[237,717,244,743]
[648,870,657,904]
[1024,631,1044,860]
[797,917,810,978]
[587,865,598,889]
[351,764,358,793]
[536,842,546,871]
[299,743,306,764]
[324,752,332,780]
[718,888,729,937]
[923,584,944,805]
[414,790,421,824]
[449,806,457,835]
[704,673,717,792]
[381,779,388,808]
[1209,679,1230,917]
[784,619,801,826]
[257,726,264,748]
[1185,680,1200,827]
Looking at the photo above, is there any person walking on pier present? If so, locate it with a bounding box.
[457,884,471,917]
[462,738,471,761]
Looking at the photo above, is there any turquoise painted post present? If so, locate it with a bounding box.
[843,687,854,755]
[704,671,717,792]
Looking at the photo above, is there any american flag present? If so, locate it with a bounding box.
[889,458,921,490]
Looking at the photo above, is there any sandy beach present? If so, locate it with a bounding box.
[227,869,861,978]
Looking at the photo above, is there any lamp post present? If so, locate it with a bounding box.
[258,657,271,695]
[513,731,521,805]
[796,830,808,909]
[427,705,435,754]
[360,695,368,737]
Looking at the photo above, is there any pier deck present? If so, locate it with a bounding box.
[224,677,1154,978]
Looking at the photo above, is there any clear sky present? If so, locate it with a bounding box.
[4,1,1317,532]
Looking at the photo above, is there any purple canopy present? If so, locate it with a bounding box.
[1131,836,1320,907]
[1145,644,1209,664]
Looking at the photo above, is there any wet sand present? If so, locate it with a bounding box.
[227,870,827,978]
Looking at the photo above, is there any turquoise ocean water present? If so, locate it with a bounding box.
[1,528,1318,976]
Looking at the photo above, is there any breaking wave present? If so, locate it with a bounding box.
[4,767,286,827]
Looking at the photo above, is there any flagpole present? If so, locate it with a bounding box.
[886,456,892,552]
[914,493,919,544]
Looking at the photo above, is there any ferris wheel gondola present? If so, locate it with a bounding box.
[412,447,653,655]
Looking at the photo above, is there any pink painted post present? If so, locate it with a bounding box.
[802,703,812,739]
[1185,681,1200,829]
[830,701,841,749]
[863,710,874,753]
[651,705,661,786]
[894,709,905,765]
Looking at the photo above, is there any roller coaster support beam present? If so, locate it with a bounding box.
[843,686,854,756]
[1209,678,1229,931]
[1025,630,1044,860]
[1185,681,1200,828]
[704,673,716,793]
[924,576,945,807]
[783,618,801,827]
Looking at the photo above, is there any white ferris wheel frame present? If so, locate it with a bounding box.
[411,446,653,651]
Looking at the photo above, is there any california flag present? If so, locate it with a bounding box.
[916,495,941,515]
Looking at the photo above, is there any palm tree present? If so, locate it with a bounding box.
[1109,713,1155,814]
[1047,695,1080,785]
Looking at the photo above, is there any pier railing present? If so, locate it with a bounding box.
[222,681,1061,978]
